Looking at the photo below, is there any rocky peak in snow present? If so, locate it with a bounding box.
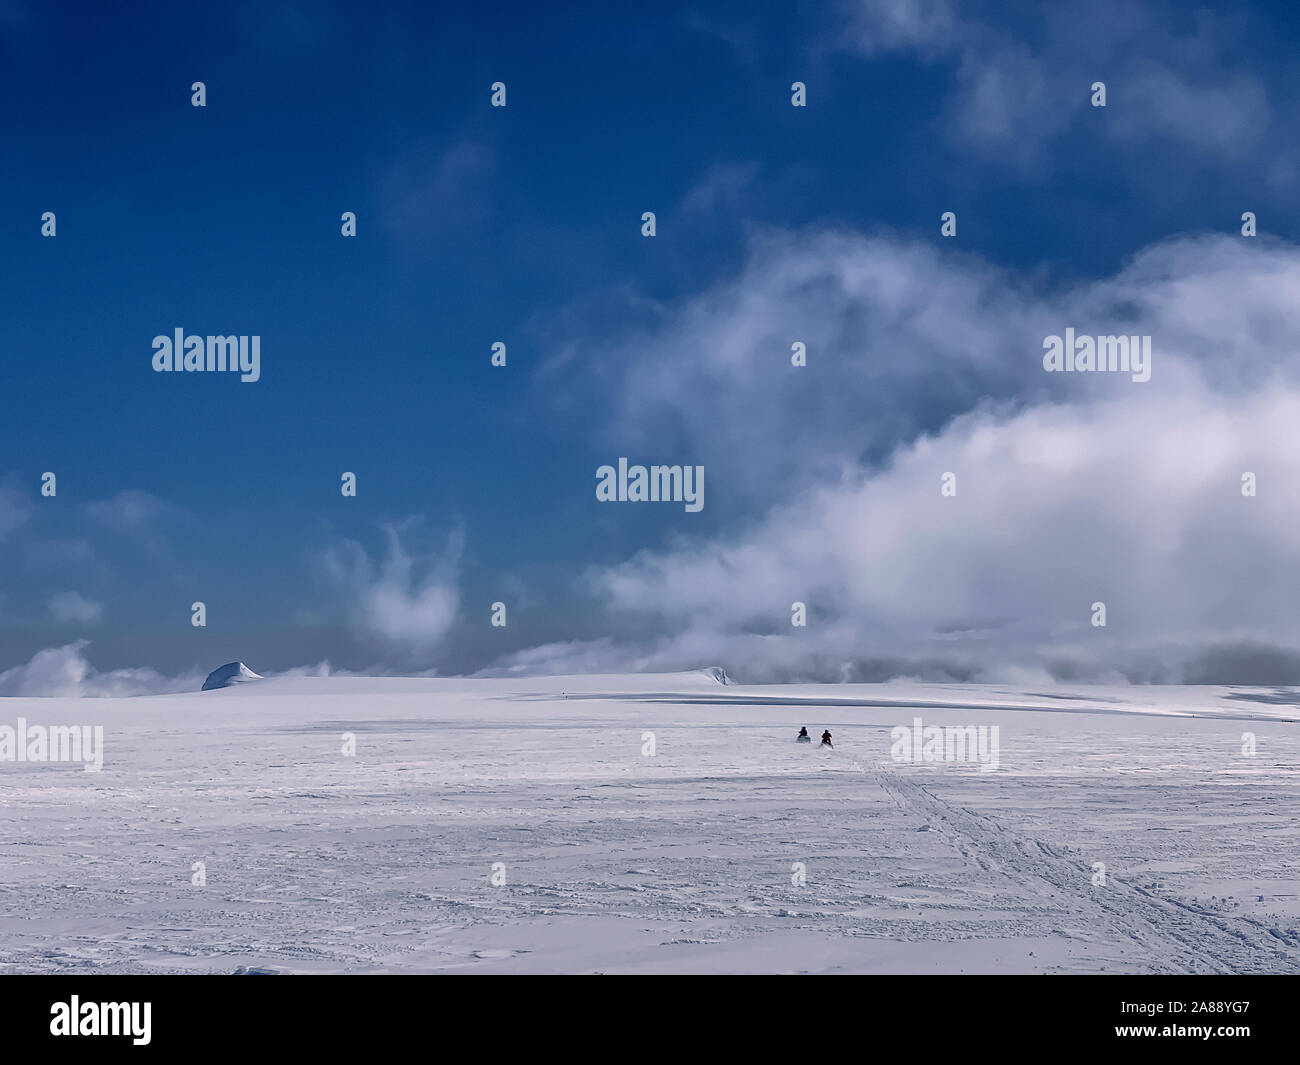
[201,662,264,691]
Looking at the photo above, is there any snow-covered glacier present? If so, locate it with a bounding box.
[1,671,1297,973]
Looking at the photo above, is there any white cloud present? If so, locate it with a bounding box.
[581,380,1300,681]
[319,524,463,654]
[593,229,1300,510]
[0,642,201,697]
[839,0,957,56]
[836,1,1270,167]
[511,227,1300,683]
[85,489,188,531]
[1111,64,1269,155]
[682,162,761,216]
[49,591,103,625]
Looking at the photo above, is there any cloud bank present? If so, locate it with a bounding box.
[0,642,203,698]
[496,229,1300,683]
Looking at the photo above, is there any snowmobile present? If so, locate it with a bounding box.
[796,727,811,743]
[820,731,833,748]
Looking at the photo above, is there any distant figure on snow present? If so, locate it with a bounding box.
[821,730,833,748]
[797,727,810,743]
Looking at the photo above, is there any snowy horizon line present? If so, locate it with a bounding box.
[5,640,1300,698]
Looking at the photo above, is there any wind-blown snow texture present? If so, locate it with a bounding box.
[2,672,1297,974]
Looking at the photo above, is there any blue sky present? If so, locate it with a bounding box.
[3,0,1300,692]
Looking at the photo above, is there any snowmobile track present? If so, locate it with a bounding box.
[870,766,1297,974]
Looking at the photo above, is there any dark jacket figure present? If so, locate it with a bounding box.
[821,731,833,748]
[797,727,810,743]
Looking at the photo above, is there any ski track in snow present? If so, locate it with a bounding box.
[0,672,1297,974]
